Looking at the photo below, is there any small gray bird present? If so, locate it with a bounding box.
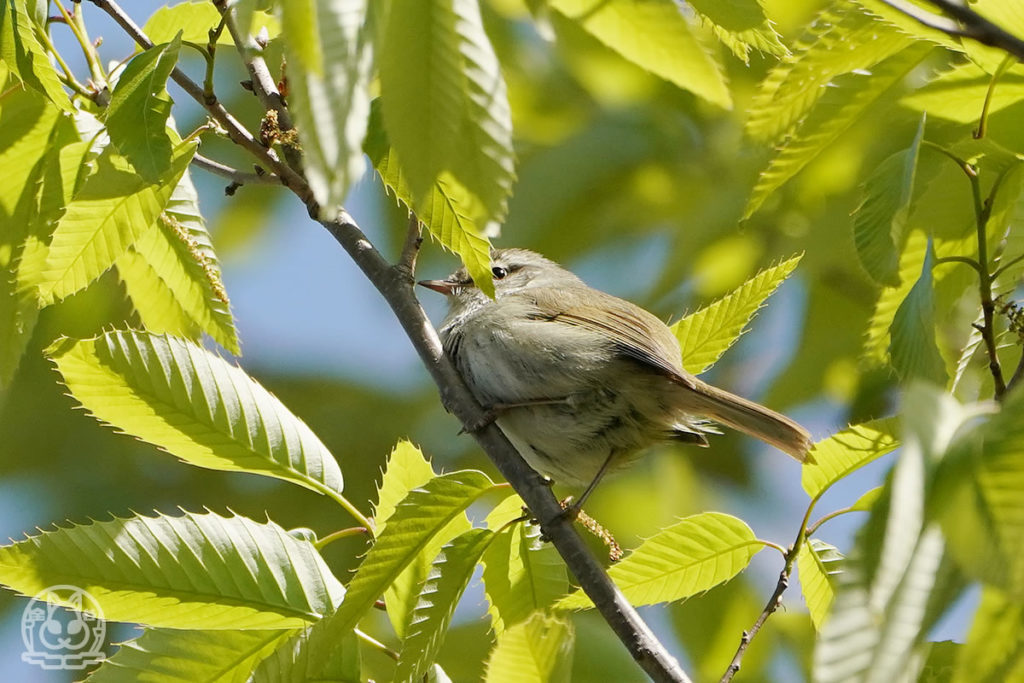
[420,248,812,508]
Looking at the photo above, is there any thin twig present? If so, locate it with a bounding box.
[721,567,790,683]
[86,0,311,202]
[398,215,423,278]
[881,0,1024,62]
[191,153,279,186]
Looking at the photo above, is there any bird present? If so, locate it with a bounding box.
[419,248,812,510]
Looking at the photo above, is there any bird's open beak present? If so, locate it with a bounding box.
[418,279,457,295]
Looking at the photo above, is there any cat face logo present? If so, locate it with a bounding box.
[21,585,106,670]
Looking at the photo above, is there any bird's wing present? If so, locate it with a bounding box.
[524,286,697,390]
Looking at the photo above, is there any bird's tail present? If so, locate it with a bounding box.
[681,380,813,462]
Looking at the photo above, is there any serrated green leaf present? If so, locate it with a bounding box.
[47,330,343,495]
[379,0,515,230]
[484,611,574,683]
[798,537,842,630]
[249,619,361,683]
[953,587,1024,683]
[851,486,884,512]
[374,441,471,639]
[0,511,344,629]
[853,115,926,286]
[285,0,373,218]
[747,2,912,143]
[901,61,1024,124]
[671,254,802,374]
[745,43,932,219]
[556,512,761,609]
[890,243,948,385]
[0,1,72,111]
[143,1,280,47]
[549,0,731,108]
[802,418,900,499]
[864,228,929,365]
[105,36,181,182]
[278,0,323,75]
[365,100,494,297]
[687,0,787,63]
[37,142,195,303]
[316,471,503,666]
[396,529,495,682]
[86,628,298,683]
[483,496,568,635]
[119,168,239,354]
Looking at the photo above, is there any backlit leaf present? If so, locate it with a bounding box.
[484,612,574,683]
[687,0,787,63]
[0,0,71,111]
[143,1,280,46]
[798,537,843,630]
[802,418,900,499]
[953,587,1024,683]
[248,619,362,683]
[889,243,948,385]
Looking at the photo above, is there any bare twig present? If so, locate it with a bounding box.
[191,153,279,186]
[721,566,790,683]
[86,2,692,679]
[881,0,1024,62]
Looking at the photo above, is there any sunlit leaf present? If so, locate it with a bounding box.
[549,0,731,108]
[379,0,515,229]
[104,36,181,182]
[801,418,900,499]
[745,43,932,219]
[248,619,361,683]
[143,1,280,46]
[483,496,568,635]
[671,254,802,374]
[37,142,195,303]
[687,0,787,62]
[0,511,344,629]
[365,100,494,297]
[374,440,471,638]
[747,3,912,143]
[850,486,884,512]
[285,0,373,218]
[889,243,948,385]
[48,330,342,495]
[0,0,72,111]
[864,229,929,365]
[86,628,297,682]
[901,62,1024,124]
[396,529,495,682]
[797,537,842,631]
[316,471,504,665]
[484,611,574,683]
[852,115,926,286]
[953,586,1024,683]
[278,0,323,75]
[119,169,239,354]
[556,512,761,609]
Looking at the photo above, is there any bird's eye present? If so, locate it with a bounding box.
[492,266,508,279]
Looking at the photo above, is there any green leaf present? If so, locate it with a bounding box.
[797,537,842,631]
[686,0,787,63]
[864,228,930,365]
[86,628,298,682]
[853,114,927,286]
[143,1,280,46]
[920,641,960,683]
[248,619,362,683]
[746,3,912,143]
[47,330,343,495]
[396,529,495,682]
[0,1,72,111]
[484,611,574,683]
[0,511,344,629]
[745,43,932,219]
[378,0,515,229]
[374,440,471,639]
[936,388,1024,598]
[801,418,900,499]
[850,486,885,512]
[889,243,948,385]
[317,471,502,664]
[671,254,802,374]
[118,169,239,354]
[548,0,731,108]
[556,512,761,609]
[901,61,1024,124]
[105,36,182,182]
[482,496,568,635]
[953,587,1024,683]
[285,0,373,217]
[278,0,324,75]
[37,142,196,303]
[365,100,494,298]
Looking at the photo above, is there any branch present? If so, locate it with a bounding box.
[320,211,691,683]
[720,566,790,683]
[191,153,279,187]
[881,0,1024,62]
[85,2,692,679]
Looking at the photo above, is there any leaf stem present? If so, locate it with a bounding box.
[757,539,788,557]
[314,484,376,538]
[58,0,107,93]
[975,54,1017,139]
[355,628,400,661]
[315,526,370,550]
[934,255,983,276]
[807,505,858,536]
